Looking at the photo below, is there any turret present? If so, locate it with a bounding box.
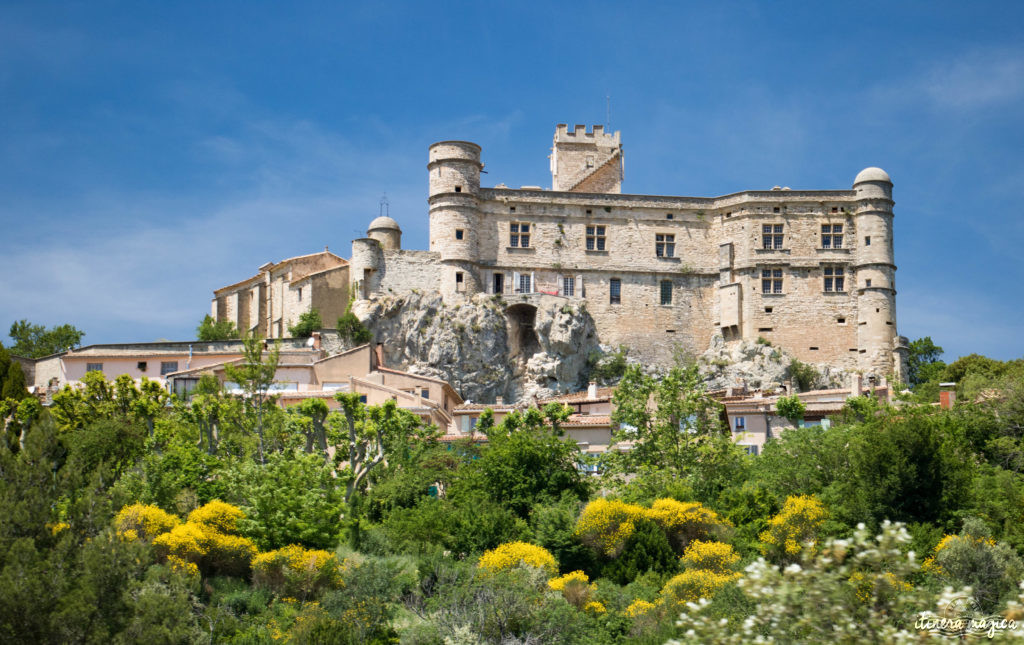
[428,141,483,299]
[367,215,401,251]
[853,167,898,376]
[550,124,623,193]
[350,237,384,299]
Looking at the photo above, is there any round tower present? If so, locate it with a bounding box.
[350,237,385,299]
[367,215,402,251]
[428,141,483,300]
[853,167,898,377]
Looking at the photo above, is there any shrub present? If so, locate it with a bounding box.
[252,545,345,600]
[548,570,595,609]
[788,358,818,392]
[775,395,806,427]
[573,498,646,557]
[287,309,322,338]
[187,499,243,534]
[337,298,372,346]
[759,494,827,563]
[115,503,181,541]
[646,498,732,552]
[625,599,656,618]
[477,541,558,576]
[660,569,740,605]
[680,540,740,575]
[922,518,1024,612]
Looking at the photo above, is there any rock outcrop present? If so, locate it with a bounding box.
[352,293,599,403]
[697,335,852,392]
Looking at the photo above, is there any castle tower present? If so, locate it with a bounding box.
[367,215,401,250]
[550,124,623,193]
[853,167,899,376]
[350,237,385,299]
[428,141,483,300]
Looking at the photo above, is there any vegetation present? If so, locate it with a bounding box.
[775,395,806,426]
[337,298,373,346]
[7,319,84,357]
[3,326,1024,642]
[196,314,239,341]
[287,309,322,338]
[787,358,818,392]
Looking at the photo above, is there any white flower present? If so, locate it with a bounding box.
[784,563,802,574]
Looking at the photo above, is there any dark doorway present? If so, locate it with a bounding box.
[493,273,504,295]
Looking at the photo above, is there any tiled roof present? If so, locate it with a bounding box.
[541,386,616,404]
[563,414,611,427]
[454,403,519,412]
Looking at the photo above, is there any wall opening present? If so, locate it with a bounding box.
[506,303,541,366]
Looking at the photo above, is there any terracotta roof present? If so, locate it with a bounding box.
[563,414,611,427]
[454,403,519,412]
[437,433,487,443]
[541,386,617,404]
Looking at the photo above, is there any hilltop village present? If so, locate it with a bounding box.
[16,125,910,456]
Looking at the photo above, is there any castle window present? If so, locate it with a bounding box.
[735,416,745,430]
[586,225,606,251]
[493,273,504,294]
[823,266,845,292]
[660,280,673,305]
[765,307,773,313]
[866,279,872,287]
[655,233,675,257]
[518,273,532,294]
[831,207,839,213]
[510,206,516,213]
[297,287,302,301]
[86,363,103,373]
[510,222,530,248]
[763,224,784,249]
[421,388,429,398]
[666,213,674,220]
[563,276,575,297]
[609,278,621,304]
[762,268,783,294]
[773,206,781,213]
[865,236,871,246]
[456,272,465,292]
[454,186,462,193]
[455,229,464,240]
[822,224,843,249]
[161,361,179,376]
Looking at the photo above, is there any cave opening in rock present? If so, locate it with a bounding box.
[505,303,540,366]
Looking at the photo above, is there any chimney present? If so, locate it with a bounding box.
[939,383,957,410]
[850,373,863,397]
[495,396,504,405]
[587,381,598,399]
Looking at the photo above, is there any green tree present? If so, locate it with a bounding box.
[337,298,372,346]
[223,333,280,464]
[8,320,84,358]
[288,309,322,338]
[465,404,590,518]
[288,398,330,456]
[1,362,28,400]
[605,364,726,482]
[906,336,945,387]
[196,314,239,341]
[787,359,818,392]
[775,395,806,427]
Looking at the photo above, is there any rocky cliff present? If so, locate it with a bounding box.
[352,293,600,403]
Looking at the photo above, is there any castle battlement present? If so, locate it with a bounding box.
[554,123,621,145]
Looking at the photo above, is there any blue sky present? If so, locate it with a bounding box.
[1,1,1022,362]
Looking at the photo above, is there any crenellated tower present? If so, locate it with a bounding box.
[550,124,623,193]
[428,141,483,300]
[852,167,900,377]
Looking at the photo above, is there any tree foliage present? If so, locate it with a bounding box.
[337,298,372,346]
[287,309,322,338]
[7,319,84,358]
[775,395,806,426]
[196,314,239,341]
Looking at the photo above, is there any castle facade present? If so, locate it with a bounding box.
[215,124,907,378]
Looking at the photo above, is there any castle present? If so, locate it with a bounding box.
[213,124,908,380]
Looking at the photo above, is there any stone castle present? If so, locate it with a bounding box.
[213,124,908,380]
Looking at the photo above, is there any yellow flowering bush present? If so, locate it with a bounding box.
[573,498,647,557]
[680,540,740,575]
[583,601,606,614]
[252,545,345,600]
[149,501,257,577]
[548,570,596,609]
[625,599,656,618]
[477,541,558,576]
[848,570,912,605]
[187,499,244,534]
[115,503,180,541]
[647,498,731,551]
[167,554,200,578]
[660,569,741,605]
[759,494,828,562]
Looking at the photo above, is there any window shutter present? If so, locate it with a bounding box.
[485,271,492,294]
[513,272,520,293]
[556,274,563,295]
[530,272,535,293]
[576,274,583,298]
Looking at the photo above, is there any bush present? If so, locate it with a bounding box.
[187,499,244,534]
[252,545,345,600]
[759,494,827,563]
[646,498,732,552]
[680,540,740,575]
[337,299,372,346]
[775,395,806,426]
[788,358,818,392]
[574,498,646,557]
[148,501,258,577]
[477,541,558,576]
[115,503,181,541]
[660,568,740,605]
[287,309,322,338]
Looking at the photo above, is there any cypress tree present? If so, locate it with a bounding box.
[1,362,28,401]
